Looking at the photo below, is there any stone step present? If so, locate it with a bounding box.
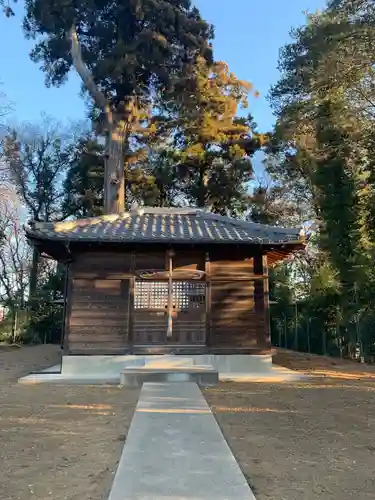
[120,366,218,388]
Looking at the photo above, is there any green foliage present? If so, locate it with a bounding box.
[62,137,185,214]
[247,182,303,226]
[23,0,213,108]
[160,58,263,213]
[63,137,105,218]
[128,149,183,207]
[23,263,64,344]
[266,0,375,359]
[23,302,63,344]
[0,309,28,343]
[60,54,265,216]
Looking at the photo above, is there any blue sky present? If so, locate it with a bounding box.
[0,0,327,131]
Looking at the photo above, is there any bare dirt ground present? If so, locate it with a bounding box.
[273,347,375,380]
[204,349,375,500]
[0,345,139,500]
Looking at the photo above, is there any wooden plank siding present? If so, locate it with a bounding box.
[209,257,254,281]
[210,281,257,348]
[70,252,132,279]
[67,277,130,354]
[173,251,206,273]
[64,248,270,354]
[207,252,268,350]
[135,252,166,270]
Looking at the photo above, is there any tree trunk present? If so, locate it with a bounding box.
[104,121,126,214]
[294,302,298,351]
[322,328,327,356]
[197,167,208,208]
[68,26,126,215]
[29,245,39,308]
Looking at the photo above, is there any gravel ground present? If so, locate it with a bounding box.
[204,364,375,500]
[0,345,139,500]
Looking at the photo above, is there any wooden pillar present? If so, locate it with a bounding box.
[253,252,269,349]
[166,249,174,339]
[263,254,271,347]
[205,251,211,347]
[128,251,136,348]
[62,264,72,354]
[60,264,68,351]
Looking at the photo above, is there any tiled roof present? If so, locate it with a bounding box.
[25,208,304,246]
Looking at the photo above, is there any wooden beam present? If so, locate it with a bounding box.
[208,274,267,282]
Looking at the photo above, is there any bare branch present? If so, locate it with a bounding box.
[0,200,31,308]
[3,117,82,222]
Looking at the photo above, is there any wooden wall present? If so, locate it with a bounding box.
[66,253,132,354]
[67,277,130,354]
[64,247,270,354]
[207,250,269,350]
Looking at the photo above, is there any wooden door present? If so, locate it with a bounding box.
[170,281,206,344]
[133,280,168,344]
[132,279,206,345]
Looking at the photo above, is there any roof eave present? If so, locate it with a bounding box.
[25,232,305,247]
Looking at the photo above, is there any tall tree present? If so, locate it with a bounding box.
[4,117,73,303]
[23,0,213,214]
[4,117,74,223]
[0,199,31,317]
[162,58,262,214]
[0,82,12,196]
[267,0,375,358]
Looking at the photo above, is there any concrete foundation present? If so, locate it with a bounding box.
[18,353,308,385]
[61,354,272,376]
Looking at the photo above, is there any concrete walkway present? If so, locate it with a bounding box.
[108,382,256,500]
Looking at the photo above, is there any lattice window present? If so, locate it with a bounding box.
[173,281,205,310]
[134,280,205,310]
[134,281,168,309]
